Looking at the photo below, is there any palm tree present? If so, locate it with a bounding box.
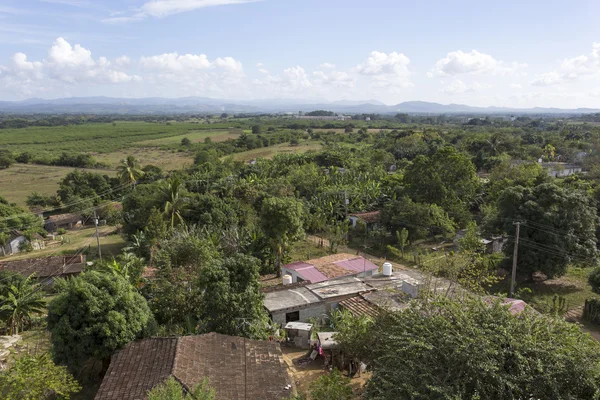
[161,177,189,228]
[117,155,144,188]
[0,275,45,335]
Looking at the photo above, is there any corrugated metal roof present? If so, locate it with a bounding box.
[283,262,313,271]
[339,295,380,318]
[333,257,379,273]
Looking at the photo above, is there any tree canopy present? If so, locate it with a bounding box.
[47,271,154,373]
[362,296,600,400]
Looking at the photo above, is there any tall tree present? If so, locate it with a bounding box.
[117,155,144,187]
[404,146,479,224]
[0,274,45,335]
[363,296,600,400]
[47,271,154,373]
[160,177,189,228]
[259,197,304,277]
[196,254,270,339]
[495,183,598,279]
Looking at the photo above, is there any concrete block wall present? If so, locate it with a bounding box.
[271,303,329,326]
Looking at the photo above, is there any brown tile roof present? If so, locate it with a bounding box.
[95,333,292,400]
[339,295,380,318]
[95,337,177,400]
[0,255,85,278]
[349,210,380,223]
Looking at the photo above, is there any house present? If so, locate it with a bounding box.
[284,321,313,349]
[348,211,380,232]
[281,253,379,284]
[29,207,45,220]
[44,213,84,232]
[0,254,86,282]
[94,333,293,400]
[509,160,583,178]
[453,229,506,254]
[264,276,372,325]
[1,230,45,255]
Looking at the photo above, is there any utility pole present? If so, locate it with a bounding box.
[93,210,102,263]
[509,222,521,298]
[344,191,348,217]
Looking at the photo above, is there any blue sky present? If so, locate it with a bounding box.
[0,0,599,107]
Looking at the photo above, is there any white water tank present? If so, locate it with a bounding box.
[382,262,393,276]
[282,274,293,285]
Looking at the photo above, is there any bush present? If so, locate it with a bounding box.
[309,369,353,400]
[181,137,191,146]
[589,267,600,294]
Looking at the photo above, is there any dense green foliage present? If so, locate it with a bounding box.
[147,377,215,400]
[0,353,81,400]
[362,296,600,400]
[309,369,353,400]
[0,274,45,335]
[47,271,154,373]
[492,182,599,278]
[196,254,269,339]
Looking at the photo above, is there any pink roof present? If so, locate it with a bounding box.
[333,257,379,274]
[282,262,313,271]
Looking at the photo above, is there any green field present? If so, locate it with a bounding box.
[0,121,229,154]
[135,129,239,147]
[232,140,323,161]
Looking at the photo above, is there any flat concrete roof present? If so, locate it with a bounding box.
[263,287,321,313]
[307,277,371,300]
[284,322,313,331]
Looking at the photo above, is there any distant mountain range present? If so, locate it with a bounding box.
[0,97,598,115]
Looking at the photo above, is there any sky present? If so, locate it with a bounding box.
[0,0,600,108]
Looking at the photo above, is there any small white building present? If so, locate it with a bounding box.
[2,230,44,256]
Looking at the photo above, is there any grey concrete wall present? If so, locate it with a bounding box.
[271,303,330,326]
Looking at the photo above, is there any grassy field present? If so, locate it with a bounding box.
[134,129,239,147]
[233,140,323,161]
[0,225,126,262]
[0,163,104,205]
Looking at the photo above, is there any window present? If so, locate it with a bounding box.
[286,311,300,322]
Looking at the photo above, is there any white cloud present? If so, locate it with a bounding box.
[115,55,131,67]
[140,52,244,79]
[355,51,412,87]
[104,0,258,23]
[312,69,354,87]
[320,63,336,69]
[509,83,523,89]
[0,37,139,91]
[441,79,492,94]
[532,43,600,86]
[429,50,526,77]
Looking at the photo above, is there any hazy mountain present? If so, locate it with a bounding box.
[0,97,597,115]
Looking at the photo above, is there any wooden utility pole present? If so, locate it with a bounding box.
[509,222,521,298]
[93,210,102,263]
